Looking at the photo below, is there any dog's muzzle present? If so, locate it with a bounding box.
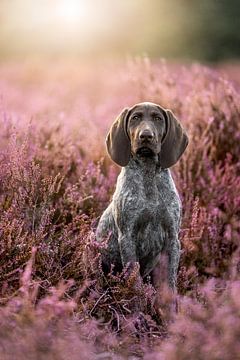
[136,128,157,157]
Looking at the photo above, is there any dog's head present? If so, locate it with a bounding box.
[106,102,188,168]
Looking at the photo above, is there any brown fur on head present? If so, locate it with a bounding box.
[106,102,189,168]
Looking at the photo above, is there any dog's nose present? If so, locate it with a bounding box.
[139,129,154,141]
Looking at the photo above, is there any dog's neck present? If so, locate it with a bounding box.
[121,155,160,198]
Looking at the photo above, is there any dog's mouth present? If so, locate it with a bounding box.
[136,146,155,157]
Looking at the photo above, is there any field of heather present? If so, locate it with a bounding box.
[0,58,240,359]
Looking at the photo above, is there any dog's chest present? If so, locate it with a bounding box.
[119,165,163,203]
[115,164,179,220]
[115,171,170,231]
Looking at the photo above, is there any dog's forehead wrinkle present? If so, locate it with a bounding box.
[131,110,143,116]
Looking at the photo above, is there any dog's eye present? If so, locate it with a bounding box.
[132,115,140,121]
[154,116,162,121]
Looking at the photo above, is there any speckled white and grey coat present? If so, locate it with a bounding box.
[96,154,181,290]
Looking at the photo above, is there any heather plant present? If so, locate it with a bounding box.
[147,279,240,360]
[0,58,239,358]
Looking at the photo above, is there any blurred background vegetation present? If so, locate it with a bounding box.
[0,0,239,62]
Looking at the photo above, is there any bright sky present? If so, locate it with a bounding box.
[0,0,136,54]
[0,0,187,58]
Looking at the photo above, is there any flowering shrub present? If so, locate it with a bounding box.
[0,58,239,358]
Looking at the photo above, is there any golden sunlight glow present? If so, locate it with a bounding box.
[54,0,89,28]
[0,0,172,57]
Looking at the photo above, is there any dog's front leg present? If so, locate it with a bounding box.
[167,235,181,291]
[118,230,137,270]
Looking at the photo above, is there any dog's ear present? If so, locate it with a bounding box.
[159,109,189,168]
[106,108,131,166]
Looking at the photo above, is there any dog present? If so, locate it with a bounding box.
[96,102,188,290]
